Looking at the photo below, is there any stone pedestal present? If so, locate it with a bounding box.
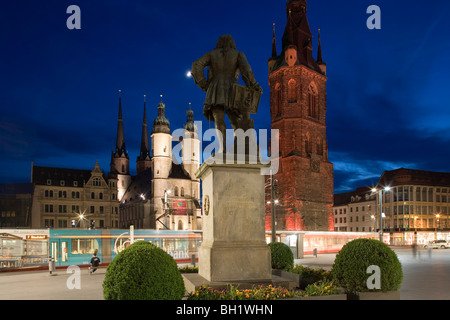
[196,159,272,283]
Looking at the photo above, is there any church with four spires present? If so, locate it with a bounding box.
[110,94,202,230]
[30,94,202,231]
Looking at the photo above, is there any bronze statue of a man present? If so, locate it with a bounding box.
[192,35,262,152]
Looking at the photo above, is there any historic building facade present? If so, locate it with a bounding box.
[333,187,377,232]
[30,162,120,229]
[267,0,334,231]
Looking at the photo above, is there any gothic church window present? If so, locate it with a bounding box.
[272,83,281,116]
[308,83,319,119]
[288,79,297,103]
[305,132,312,155]
[316,136,324,155]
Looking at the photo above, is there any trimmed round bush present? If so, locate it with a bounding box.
[268,242,294,270]
[103,241,185,300]
[331,238,403,293]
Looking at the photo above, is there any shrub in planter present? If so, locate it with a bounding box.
[178,266,198,273]
[103,241,185,300]
[268,242,294,270]
[286,264,332,289]
[331,238,402,294]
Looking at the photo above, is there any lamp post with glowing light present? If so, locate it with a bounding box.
[372,186,391,242]
[74,210,88,229]
[268,170,278,243]
[435,214,440,239]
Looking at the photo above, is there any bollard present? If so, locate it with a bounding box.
[48,257,56,275]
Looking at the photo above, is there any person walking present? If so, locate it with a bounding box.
[89,252,100,274]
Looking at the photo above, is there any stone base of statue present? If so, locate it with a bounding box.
[182,153,295,293]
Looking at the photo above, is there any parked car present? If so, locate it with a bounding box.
[424,240,450,249]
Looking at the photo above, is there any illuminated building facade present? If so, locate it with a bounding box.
[333,187,377,232]
[114,97,201,230]
[267,0,334,231]
[334,168,450,244]
[30,161,120,229]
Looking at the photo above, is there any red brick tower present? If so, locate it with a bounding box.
[267,0,334,231]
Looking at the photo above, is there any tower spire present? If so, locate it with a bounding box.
[139,94,150,159]
[272,23,277,58]
[317,29,326,74]
[110,89,130,193]
[114,89,127,157]
[153,94,170,134]
[279,0,322,73]
[317,28,323,63]
[136,94,152,175]
[183,102,197,134]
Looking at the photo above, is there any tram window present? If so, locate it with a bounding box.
[86,239,99,254]
[71,239,84,254]
[62,242,68,262]
[71,239,99,255]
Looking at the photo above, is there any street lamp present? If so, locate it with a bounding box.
[73,210,88,228]
[435,214,441,239]
[372,186,391,242]
[269,170,278,243]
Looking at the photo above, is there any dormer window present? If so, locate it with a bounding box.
[93,177,101,186]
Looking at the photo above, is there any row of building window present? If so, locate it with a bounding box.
[335,206,372,215]
[44,190,116,200]
[44,219,119,229]
[44,204,119,214]
[336,205,450,216]
[383,205,450,215]
[336,227,373,232]
[1,211,16,217]
[335,215,372,224]
[382,186,450,203]
[45,177,107,187]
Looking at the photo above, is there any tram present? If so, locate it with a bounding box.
[49,229,202,267]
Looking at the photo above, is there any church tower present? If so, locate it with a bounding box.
[151,96,172,179]
[110,91,131,201]
[268,0,334,231]
[182,104,200,180]
[136,95,152,175]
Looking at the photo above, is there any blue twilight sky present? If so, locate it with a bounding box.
[1,0,450,193]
